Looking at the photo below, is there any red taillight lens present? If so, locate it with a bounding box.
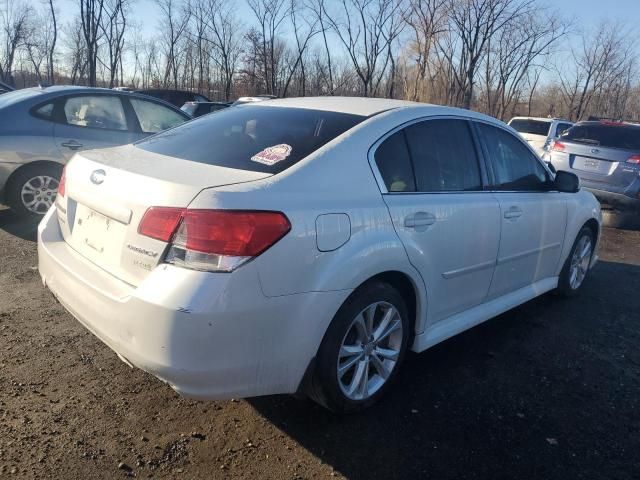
[58,168,66,197]
[627,155,640,164]
[551,141,566,152]
[174,210,291,257]
[138,207,185,242]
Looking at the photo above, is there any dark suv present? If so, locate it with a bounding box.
[135,89,210,108]
[546,121,640,212]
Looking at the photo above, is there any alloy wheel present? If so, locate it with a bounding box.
[569,234,592,290]
[337,301,403,401]
[20,175,59,214]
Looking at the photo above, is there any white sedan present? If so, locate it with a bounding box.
[38,97,601,413]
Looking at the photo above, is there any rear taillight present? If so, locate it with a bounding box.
[551,141,566,152]
[139,208,291,272]
[626,155,640,164]
[57,168,66,197]
[138,207,185,242]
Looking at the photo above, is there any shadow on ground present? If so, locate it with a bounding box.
[0,208,39,242]
[250,260,640,480]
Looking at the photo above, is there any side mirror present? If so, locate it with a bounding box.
[554,170,580,193]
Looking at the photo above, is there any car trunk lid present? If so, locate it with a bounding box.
[56,144,272,286]
[560,141,639,189]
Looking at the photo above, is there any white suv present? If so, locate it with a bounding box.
[38,98,601,412]
[508,117,574,156]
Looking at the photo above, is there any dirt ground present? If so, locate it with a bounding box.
[1,206,639,480]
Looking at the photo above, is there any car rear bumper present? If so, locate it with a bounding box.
[584,187,640,211]
[38,207,350,400]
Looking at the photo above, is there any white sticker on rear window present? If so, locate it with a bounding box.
[251,144,292,166]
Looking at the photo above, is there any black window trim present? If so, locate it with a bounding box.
[470,118,556,193]
[28,91,189,134]
[368,115,490,195]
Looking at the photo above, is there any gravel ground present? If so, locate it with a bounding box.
[1,206,639,479]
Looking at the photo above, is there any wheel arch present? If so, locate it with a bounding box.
[344,269,426,345]
[5,159,64,192]
[3,160,64,211]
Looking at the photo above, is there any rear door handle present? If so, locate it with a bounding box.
[504,207,523,219]
[61,140,83,150]
[404,212,436,229]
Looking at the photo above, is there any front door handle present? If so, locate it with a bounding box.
[61,140,83,150]
[504,206,523,219]
[404,212,436,230]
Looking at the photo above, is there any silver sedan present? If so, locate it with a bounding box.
[0,86,190,217]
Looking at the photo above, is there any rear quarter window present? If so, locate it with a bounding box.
[135,106,366,174]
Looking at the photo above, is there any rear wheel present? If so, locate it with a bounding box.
[307,281,411,413]
[6,163,62,217]
[557,226,594,296]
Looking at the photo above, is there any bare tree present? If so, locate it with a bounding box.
[79,0,105,86]
[100,0,128,87]
[156,0,190,89]
[438,0,534,109]
[0,0,31,85]
[47,0,57,83]
[403,0,447,101]
[559,21,635,121]
[482,9,568,119]
[246,0,289,95]
[323,0,406,97]
[202,0,243,100]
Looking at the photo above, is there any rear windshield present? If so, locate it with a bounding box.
[561,123,640,150]
[135,105,366,174]
[509,119,551,136]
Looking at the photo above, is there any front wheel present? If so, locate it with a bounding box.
[557,226,594,296]
[307,282,411,413]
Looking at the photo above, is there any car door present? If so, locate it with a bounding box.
[375,118,501,325]
[127,97,189,136]
[475,122,568,299]
[53,94,139,162]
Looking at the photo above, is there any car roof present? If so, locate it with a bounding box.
[510,116,572,123]
[250,96,424,116]
[577,120,640,128]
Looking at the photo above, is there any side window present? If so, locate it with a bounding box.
[404,119,482,192]
[63,96,127,130]
[374,130,416,192]
[130,98,186,133]
[556,123,572,137]
[33,102,55,120]
[478,123,549,191]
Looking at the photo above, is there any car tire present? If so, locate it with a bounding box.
[307,281,411,413]
[557,226,595,296]
[6,163,63,218]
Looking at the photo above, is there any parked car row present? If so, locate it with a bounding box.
[0,86,191,216]
[0,86,277,217]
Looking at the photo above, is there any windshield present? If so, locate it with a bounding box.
[0,88,42,109]
[509,119,551,136]
[561,124,640,150]
[135,105,366,174]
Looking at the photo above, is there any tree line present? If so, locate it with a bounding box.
[1,0,639,122]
